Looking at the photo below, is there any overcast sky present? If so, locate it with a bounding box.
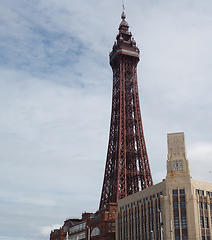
[0,0,212,239]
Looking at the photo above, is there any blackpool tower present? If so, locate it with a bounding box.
[99,10,153,210]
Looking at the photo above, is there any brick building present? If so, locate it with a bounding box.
[50,203,117,240]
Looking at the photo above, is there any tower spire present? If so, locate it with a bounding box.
[122,1,126,19]
[99,12,153,210]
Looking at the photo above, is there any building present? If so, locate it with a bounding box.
[50,217,88,240]
[116,132,212,240]
[50,227,67,240]
[68,218,86,240]
[50,206,117,240]
[86,203,117,240]
[99,7,153,210]
[66,205,118,240]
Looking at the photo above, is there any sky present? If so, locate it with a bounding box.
[0,0,212,239]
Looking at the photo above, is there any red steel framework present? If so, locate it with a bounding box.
[99,11,153,210]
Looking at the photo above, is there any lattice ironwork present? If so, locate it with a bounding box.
[99,11,153,210]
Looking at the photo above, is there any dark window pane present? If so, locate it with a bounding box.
[173,189,178,195]
[174,216,180,229]
[181,216,187,229]
[173,202,178,209]
[205,217,209,228]
[180,189,185,195]
[200,216,204,228]
[180,202,186,208]
[200,190,204,196]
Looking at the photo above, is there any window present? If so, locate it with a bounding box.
[181,216,187,228]
[175,236,180,240]
[152,221,155,231]
[210,203,212,211]
[204,202,208,210]
[199,202,203,209]
[179,189,185,195]
[200,216,204,228]
[205,217,209,228]
[180,202,186,208]
[174,216,180,229]
[206,236,210,240]
[173,202,178,209]
[91,227,100,237]
[108,223,111,226]
[200,190,204,196]
[149,220,152,230]
[206,191,210,196]
[196,189,200,195]
[173,189,178,195]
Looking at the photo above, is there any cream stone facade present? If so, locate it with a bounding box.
[116,132,212,240]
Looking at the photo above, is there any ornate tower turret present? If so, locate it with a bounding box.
[99,10,153,210]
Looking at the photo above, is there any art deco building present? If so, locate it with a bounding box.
[116,132,212,240]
